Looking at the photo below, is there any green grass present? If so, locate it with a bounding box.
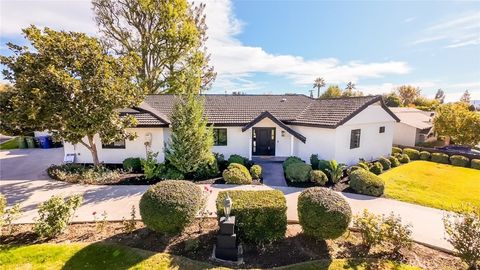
[380,160,480,212]
[0,243,419,270]
[0,137,18,150]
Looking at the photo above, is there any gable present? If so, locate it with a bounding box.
[341,103,398,126]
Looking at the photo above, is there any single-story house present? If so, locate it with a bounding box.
[64,94,400,165]
[390,107,436,147]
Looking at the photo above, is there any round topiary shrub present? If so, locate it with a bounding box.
[403,148,420,160]
[369,162,383,175]
[285,162,312,182]
[388,156,400,167]
[392,147,402,155]
[471,159,480,170]
[419,151,431,161]
[283,156,304,170]
[227,154,247,166]
[378,157,391,170]
[250,164,262,179]
[347,166,363,176]
[398,154,410,163]
[310,170,328,186]
[431,152,449,164]
[357,162,370,171]
[450,155,469,167]
[223,163,252,184]
[123,157,142,173]
[139,180,204,235]
[298,187,352,239]
[349,169,385,197]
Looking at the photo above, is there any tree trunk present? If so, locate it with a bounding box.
[86,135,100,166]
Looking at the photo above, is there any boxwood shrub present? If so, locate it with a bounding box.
[388,156,400,167]
[283,156,304,170]
[471,159,480,170]
[222,163,252,184]
[122,157,142,173]
[285,162,312,182]
[139,180,204,235]
[378,157,391,171]
[419,151,431,161]
[347,165,363,176]
[357,162,370,171]
[403,148,420,160]
[449,155,470,167]
[392,147,402,155]
[310,154,320,170]
[216,190,287,243]
[298,187,351,239]
[227,154,248,166]
[349,169,385,197]
[398,154,410,163]
[310,170,328,186]
[431,152,449,164]
[249,164,262,179]
[369,162,383,175]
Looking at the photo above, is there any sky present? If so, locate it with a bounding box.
[1,0,479,102]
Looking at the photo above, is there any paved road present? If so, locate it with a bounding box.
[0,148,453,251]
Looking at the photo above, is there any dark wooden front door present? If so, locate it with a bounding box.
[252,128,275,156]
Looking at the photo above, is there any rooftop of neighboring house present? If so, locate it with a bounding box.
[389,107,434,130]
[124,94,399,129]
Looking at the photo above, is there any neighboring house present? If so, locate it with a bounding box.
[390,107,436,147]
[64,95,399,165]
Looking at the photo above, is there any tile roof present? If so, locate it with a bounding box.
[132,94,396,128]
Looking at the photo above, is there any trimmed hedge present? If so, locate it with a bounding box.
[123,158,142,173]
[310,170,328,186]
[227,154,247,166]
[369,162,383,175]
[285,162,312,182]
[283,156,304,170]
[249,164,262,179]
[392,147,402,155]
[419,151,431,161]
[216,190,287,243]
[472,159,480,170]
[139,180,204,235]
[398,154,410,164]
[349,169,385,197]
[388,156,400,167]
[450,155,469,167]
[378,157,391,171]
[403,148,420,160]
[298,187,352,239]
[222,163,252,185]
[431,152,449,164]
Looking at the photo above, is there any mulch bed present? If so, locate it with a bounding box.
[286,177,352,192]
[0,219,462,269]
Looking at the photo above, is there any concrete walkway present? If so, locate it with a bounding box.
[0,148,453,251]
[257,162,287,186]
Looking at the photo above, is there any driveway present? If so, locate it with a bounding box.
[0,148,453,252]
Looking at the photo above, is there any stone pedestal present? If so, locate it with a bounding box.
[212,216,243,264]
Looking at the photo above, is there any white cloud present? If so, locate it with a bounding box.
[411,11,480,49]
[404,17,415,23]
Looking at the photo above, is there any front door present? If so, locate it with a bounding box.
[252,128,275,156]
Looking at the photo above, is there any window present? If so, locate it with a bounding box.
[350,129,361,149]
[213,128,227,146]
[379,126,385,133]
[102,139,126,149]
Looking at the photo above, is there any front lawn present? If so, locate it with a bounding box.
[0,243,420,270]
[380,160,480,212]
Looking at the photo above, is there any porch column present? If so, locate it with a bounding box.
[248,128,252,160]
[290,134,294,156]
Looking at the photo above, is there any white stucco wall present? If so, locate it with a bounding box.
[209,127,250,159]
[64,128,165,164]
[289,125,336,162]
[393,122,417,147]
[334,104,396,165]
[251,118,293,157]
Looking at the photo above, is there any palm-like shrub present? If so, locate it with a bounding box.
[139,180,204,235]
[223,163,252,184]
[325,160,346,184]
[298,187,351,239]
[349,169,385,197]
[310,170,328,186]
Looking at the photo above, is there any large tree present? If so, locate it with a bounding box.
[434,103,480,146]
[383,92,402,107]
[320,85,342,99]
[164,73,213,174]
[0,26,144,164]
[92,0,215,94]
[396,85,421,106]
[434,89,445,104]
[460,90,471,103]
[313,77,326,98]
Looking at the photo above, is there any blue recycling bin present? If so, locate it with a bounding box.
[37,136,52,149]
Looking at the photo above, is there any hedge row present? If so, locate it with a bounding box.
[393,147,479,169]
